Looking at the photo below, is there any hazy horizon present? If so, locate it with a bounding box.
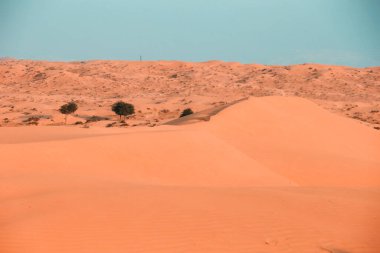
[1,0,379,67]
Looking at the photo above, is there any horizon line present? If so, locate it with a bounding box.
[1,57,379,69]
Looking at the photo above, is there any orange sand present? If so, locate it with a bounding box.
[1,96,380,253]
[1,60,379,129]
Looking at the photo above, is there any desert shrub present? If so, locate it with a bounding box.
[33,72,46,81]
[160,109,170,113]
[111,101,135,121]
[59,101,78,124]
[23,117,39,123]
[85,115,110,123]
[180,108,194,118]
[106,122,116,128]
[22,117,39,125]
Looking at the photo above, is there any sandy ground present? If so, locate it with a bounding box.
[0,60,379,129]
[1,95,380,253]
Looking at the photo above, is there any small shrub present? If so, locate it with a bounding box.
[85,115,110,123]
[23,117,39,123]
[180,108,194,118]
[106,122,116,128]
[33,72,46,81]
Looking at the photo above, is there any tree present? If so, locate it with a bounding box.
[59,101,78,124]
[180,108,194,118]
[112,101,135,121]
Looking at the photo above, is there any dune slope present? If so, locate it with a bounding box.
[1,96,380,253]
[202,96,380,186]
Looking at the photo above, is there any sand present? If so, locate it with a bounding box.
[1,95,380,253]
[0,60,379,129]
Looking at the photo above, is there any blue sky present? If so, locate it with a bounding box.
[0,0,379,66]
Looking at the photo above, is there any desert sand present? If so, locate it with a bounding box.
[0,59,379,129]
[1,60,380,253]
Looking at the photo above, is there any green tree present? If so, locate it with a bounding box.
[59,101,78,124]
[112,101,135,121]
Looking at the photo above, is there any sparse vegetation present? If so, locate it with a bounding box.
[59,101,78,124]
[85,115,110,123]
[106,122,117,128]
[1,61,380,129]
[112,101,135,121]
[180,108,194,118]
[23,117,39,125]
[33,72,46,81]
[160,109,170,113]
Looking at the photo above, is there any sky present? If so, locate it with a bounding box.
[0,0,379,67]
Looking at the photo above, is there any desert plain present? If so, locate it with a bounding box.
[1,59,380,253]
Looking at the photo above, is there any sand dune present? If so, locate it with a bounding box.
[1,60,379,129]
[1,96,380,253]
[202,96,380,186]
